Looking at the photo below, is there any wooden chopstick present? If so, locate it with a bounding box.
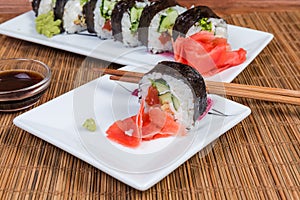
[97,68,144,78]
[109,75,141,84]
[95,68,300,105]
[207,81,300,98]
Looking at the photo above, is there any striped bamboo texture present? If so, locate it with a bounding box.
[1,0,300,15]
[0,10,299,199]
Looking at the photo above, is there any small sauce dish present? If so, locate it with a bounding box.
[0,58,51,112]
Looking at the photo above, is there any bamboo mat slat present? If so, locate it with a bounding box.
[0,10,300,200]
[1,0,300,15]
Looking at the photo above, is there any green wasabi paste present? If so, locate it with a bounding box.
[35,11,62,38]
[82,118,97,132]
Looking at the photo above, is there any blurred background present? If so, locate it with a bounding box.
[0,0,300,15]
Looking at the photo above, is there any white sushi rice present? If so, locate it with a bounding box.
[147,5,186,53]
[63,0,87,33]
[121,12,141,47]
[37,0,56,15]
[94,0,116,39]
[209,18,228,38]
[186,18,228,38]
[139,72,195,129]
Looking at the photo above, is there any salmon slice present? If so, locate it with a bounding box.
[106,99,186,148]
[141,107,167,139]
[106,116,141,148]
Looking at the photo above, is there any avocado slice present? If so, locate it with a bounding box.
[159,92,181,111]
[159,92,172,105]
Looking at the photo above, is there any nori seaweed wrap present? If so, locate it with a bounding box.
[31,0,41,16]
[54,0,69,22]
[83,0,98,33]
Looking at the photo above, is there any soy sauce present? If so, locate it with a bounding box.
[0,70,43,92]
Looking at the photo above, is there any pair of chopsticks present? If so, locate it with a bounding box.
[95,68,300,106]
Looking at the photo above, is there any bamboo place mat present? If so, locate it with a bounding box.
[0,10,299,199]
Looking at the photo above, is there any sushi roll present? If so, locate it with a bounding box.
[31,0,56,16]
[111,0,150,47]
[91,0,120,39]
[172,6,228,41]
[138,0,186,53]
[62,0,88,33]
[106,61,208,147]
[138,61,207,129]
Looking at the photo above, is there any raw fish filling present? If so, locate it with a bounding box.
[106,99,186,148]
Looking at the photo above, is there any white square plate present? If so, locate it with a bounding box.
[13,66,251,190]
[0,11,273,82]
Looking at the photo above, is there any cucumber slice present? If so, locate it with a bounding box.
[150,78,170,94]
[158,15,168,33]
[80,0,88,6]
[158,8,178,33]
[172,95,180,111]
[130,6,144,33]
[130,7,138,23]
[101,0,116,20]
[154,78,168,86]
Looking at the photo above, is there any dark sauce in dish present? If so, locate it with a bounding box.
[0,70,43,92]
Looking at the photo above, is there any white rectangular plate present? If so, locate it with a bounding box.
[13,66,251,191]
[0,11,273,82]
